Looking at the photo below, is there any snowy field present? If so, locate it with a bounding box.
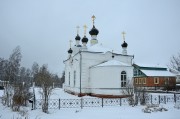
[0,88,180,119]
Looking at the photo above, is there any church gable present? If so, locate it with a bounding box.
[93,59,131,67]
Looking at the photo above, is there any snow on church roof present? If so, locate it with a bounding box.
[141,70,175,77]
[87,44,122,54]
[87,44,112,53]
[93,59,131,67]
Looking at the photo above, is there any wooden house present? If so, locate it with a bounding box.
[133,64,176,90]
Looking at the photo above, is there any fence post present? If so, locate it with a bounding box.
[102,98,104,108]
[34,95,36,110]
[59,99,61,110]
[120,98,121,106]
[81,98,83,109]
[151,95,152,104]
[174,93,176,103]
[164,96,166,104]
[159,95,160,104]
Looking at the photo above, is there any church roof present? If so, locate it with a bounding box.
[89,25,99,35]
[141,70,175,77]
[121,41,128,48]
[68,48,73,54]
[87,44,122,54]
[87,44,112,53]
[93,59,131,67]
[82,36,88,43]
[75,34,81,41]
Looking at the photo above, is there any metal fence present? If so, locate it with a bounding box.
[34,94,180,109]
[145,94,180,104]
[33,94,180,109]
[34,98,129,109]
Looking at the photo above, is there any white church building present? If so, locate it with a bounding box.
[63,16,134,98]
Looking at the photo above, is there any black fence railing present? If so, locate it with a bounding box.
[145,94,180,104]
[34,98,129,109]
[33,94,180,109]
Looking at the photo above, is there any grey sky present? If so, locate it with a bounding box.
[0,0,180,76]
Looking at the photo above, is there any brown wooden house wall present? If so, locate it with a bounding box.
[134,76,176,89]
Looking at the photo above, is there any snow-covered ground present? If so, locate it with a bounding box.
[0,88,180,119]
[31,87,95,99]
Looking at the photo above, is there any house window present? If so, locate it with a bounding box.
[74,70,76,87]
[139,78,142,84]
[121,71,126,87]
[135,78,138,84]
[134,69,138,76]
[143,78,146,84]
[139,71,143,76]
[69,72,70,86]
[165,77,169,85]
[154,77,159,84]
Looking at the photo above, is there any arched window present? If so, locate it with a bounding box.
[74,70,76,87]
[121,71,126,87]
[69,72,70,86]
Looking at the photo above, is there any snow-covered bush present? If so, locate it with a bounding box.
[174,101,180,109]
[19,107,28,117]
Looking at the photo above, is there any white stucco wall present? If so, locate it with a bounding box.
[90,66,133,95]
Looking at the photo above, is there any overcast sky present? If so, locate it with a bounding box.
[0,0,180,76]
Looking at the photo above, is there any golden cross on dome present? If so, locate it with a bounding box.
[122,31,126,41]
[83,25,87,36]
[76,26,80,34]
[92,15,96,25]
[69,40,72,48]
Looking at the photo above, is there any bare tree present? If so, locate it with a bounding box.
[36,64,53,113]
[5,46,22,83]
[122,80,134,106]
[0,58,4,81]
[60,71,65,87]
[168,52,180,71]
[19,67,26,83]
[0,58,8,82]
[19,67,32,87]
[51,74,61,88]
[134,86,148,105]
[25,68,32,86]
[1,46,33,110]
[31,62,40,86]
[12,82,29,111]
[1,46,22,107]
